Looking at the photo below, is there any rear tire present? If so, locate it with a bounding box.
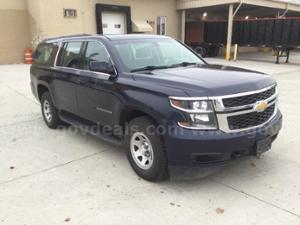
[194,46,207,58]
[41,92,61,129]
[125,116,169,181]
[208,46,219,57]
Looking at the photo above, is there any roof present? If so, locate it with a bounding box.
[43,34,92,42]
[43,34,171,43]
[276,0,300,5]
[104,34,171,41]
[177,0,300,12]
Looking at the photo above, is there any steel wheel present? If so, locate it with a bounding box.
[43,100,52,123]
[130,132,154,170]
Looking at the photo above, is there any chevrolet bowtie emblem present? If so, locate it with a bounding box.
[254,100,268,112]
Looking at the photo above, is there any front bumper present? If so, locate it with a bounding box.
[164,111,282,166]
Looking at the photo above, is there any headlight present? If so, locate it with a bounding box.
[170,98,218,130]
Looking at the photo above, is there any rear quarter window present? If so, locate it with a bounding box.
[33,42,58,66]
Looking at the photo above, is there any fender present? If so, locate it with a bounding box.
[114,89,185,129]
[36,80,57,106]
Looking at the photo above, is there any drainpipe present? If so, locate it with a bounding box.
[233,0,243,17]
[278,2,289,18]
[81,0,86,33]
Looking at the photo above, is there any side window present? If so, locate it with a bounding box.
[34,43,58,66]
[83,42,110,70]
[57,42,83,69]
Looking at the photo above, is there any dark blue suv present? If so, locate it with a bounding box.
[30,34,282,181]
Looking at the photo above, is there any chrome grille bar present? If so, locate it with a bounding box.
[209,85,278,133]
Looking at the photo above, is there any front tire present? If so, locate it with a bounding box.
[125,116,169,181]
[41,92,61,129]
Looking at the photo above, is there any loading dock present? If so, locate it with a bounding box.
[95,4,132,35]
[101,12,127,35]
[178,0,300,61]
[201,17,300,63]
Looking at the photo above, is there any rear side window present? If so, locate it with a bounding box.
[34,42,58,66]
[57,42,83,69]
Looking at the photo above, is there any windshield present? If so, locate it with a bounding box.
[112,38,205,72]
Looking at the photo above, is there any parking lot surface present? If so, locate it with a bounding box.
[1,54,300,225]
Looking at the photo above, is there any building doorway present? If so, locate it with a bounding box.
[96,4,132,35]
[102,12,127,35]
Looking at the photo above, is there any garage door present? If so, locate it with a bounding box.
[102,12,127,35]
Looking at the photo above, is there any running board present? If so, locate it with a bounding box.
[59,112,123,146]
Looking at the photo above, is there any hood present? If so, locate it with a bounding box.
[132,64,275,97]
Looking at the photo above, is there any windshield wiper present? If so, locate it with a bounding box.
[131,65,169,73]
[131,62,201,73]
[169,62,199,68]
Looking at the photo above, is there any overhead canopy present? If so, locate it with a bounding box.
[132,20,153,33]
[177,0,300,12]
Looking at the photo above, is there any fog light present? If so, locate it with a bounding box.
[190,114,209,122]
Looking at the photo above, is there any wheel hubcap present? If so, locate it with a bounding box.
[130,132,154,170]
[43,100,52,122]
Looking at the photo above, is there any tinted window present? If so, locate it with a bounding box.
[57,42,83,69]
[83,42,110,70]
[34,43,58,66]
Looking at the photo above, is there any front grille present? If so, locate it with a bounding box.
[222,86,276,108]
[227,104,275,130]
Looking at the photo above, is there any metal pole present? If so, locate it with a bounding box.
[181,10,186,42]
[234,44,238,61]
[226,4,234,61]
[233,0,243,17]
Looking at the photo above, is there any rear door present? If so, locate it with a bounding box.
[76,41,119,127]
[52,41,84,114]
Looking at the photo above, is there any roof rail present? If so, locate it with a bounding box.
[43,34,92,42]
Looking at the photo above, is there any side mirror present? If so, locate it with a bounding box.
[89,61,115,75]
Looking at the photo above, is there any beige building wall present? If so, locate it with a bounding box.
[36,0,86,37]
[0,0,31,64]
[0,0,180,64]
[26,0,43,44]
[34,0,180,39]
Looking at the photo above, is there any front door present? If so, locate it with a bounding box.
[76,41,120,127]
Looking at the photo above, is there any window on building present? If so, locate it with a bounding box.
[34,43,58,66]
[64,9,77,18]
[157,16,167,35]
[57,42,83,69]
[83,41,111,71]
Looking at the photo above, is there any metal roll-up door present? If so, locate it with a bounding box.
[273,19,283,45]
[282,19,291,46]
[257,20,266,45]
[265,20,274,46]
[290,19,300,46]
[250,20,258,45]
